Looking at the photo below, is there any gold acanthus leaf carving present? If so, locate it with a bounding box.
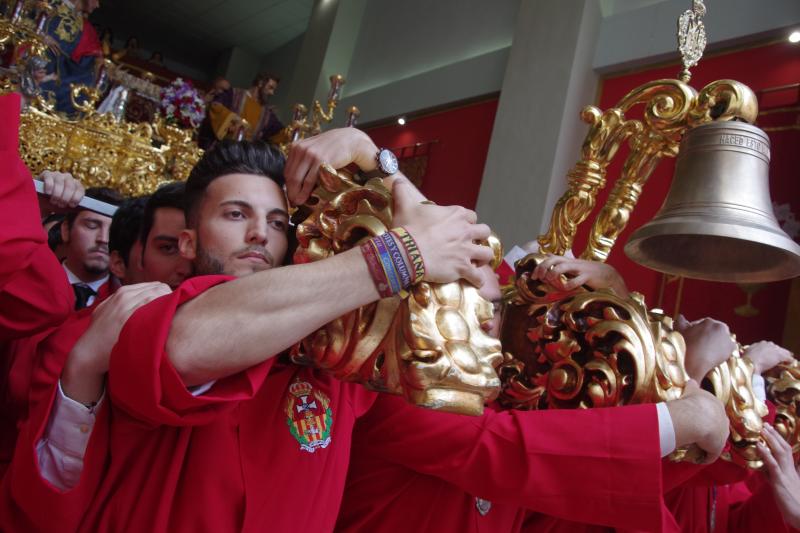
[765,360,800,463]
[498,252,771,468]
[291,164,502,416]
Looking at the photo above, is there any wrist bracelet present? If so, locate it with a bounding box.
[391,227,425,283]
[361,241,394,298]
[371,235,402,295]
[380,232,412,289]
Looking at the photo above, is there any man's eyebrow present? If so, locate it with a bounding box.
[153,235,179,243]
[219,200,254,210]
[267,208,289,219]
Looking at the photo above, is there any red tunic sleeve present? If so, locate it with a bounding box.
[108,275,275,427]
[352,395,665,532]
[0,93,74,340]
[0,93,43,287]
[0,313,109,533]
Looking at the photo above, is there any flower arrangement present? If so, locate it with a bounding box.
[159,78,205,129]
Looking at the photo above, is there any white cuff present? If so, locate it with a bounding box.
[188,380,217,396]
[35,380,104,490]
[656,402,676,457]
[752,373,767,402]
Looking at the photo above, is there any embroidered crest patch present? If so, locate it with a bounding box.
[285,379,333,453]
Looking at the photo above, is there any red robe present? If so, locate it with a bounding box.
[78,275,378,532]
[0,93,73,340]
[0,310,111,533]
[336,397,665,533]
[0,92,74,478]
[0,278,114,476]
[659,402,797,533]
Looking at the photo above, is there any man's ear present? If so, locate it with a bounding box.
[179,229,197,261]
[60,219,70,243]
[108,250,127,281]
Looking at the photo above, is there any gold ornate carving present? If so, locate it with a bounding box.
[498,253,687,412]
[14,99,202,196]
[499,253,773,466]
[765,360,800,463]
[539,77,758,263]
[291,164,502,415]
[704,349,769,468]
[273,75,346,153]
[537,106,642,256]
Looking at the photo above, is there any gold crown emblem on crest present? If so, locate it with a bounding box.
[289,381,313,397]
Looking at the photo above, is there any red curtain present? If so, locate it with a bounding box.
[572,41,800,345]
[365,98,499,210]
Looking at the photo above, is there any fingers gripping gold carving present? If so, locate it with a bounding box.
[291,164,502,416]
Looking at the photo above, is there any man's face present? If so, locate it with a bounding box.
[477,265,502,338]
[214,78,230,94]
[181,174,289,278]
[141,207,192,289]
[61,210,112,280]
[260,78,278,102]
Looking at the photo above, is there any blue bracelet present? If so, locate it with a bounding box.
[371,236,402,295]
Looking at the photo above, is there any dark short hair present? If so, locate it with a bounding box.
[184,141,285,227]
[65,187,124,228]
[253,72,280,87]
[46,216,64,253]
[140,181,185,247]
[109,196,149,266]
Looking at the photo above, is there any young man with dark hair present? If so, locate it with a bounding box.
[107,196,149,286]
[60,187,123,309]
[135,182,192,289]
[59,130,491,532]
[0,183,197,531]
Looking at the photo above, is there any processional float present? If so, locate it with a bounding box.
[283,0,800,472]
[2,0,799,467]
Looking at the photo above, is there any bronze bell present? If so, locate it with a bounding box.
[625,120,800,283]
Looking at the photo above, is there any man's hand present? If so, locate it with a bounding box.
[744,341,794,375]
[675,316,736,382]
[667,380,730,464]
[532,255,628,296]
[38,170,85,213]
[61,282,171,404]
[285,128,379,206]
[757,423,800,529]
[393,179,492,288]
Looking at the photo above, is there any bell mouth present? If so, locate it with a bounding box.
[625,219,800,283]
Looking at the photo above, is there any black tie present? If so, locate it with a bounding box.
[72,284,96,310]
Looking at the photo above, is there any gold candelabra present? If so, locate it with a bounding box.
[274,74,346,152]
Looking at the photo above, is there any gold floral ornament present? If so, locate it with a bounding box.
[498,253,687,413]
[765,360,800,463]
[498,253,777,465]
[704,348,769,469]
[290,164,502,416]
[5,90,203,196]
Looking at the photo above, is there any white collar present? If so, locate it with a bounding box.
[62,263,108,293]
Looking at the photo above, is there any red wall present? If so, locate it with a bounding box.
[365,98,499,210]
[572,41,800,344]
